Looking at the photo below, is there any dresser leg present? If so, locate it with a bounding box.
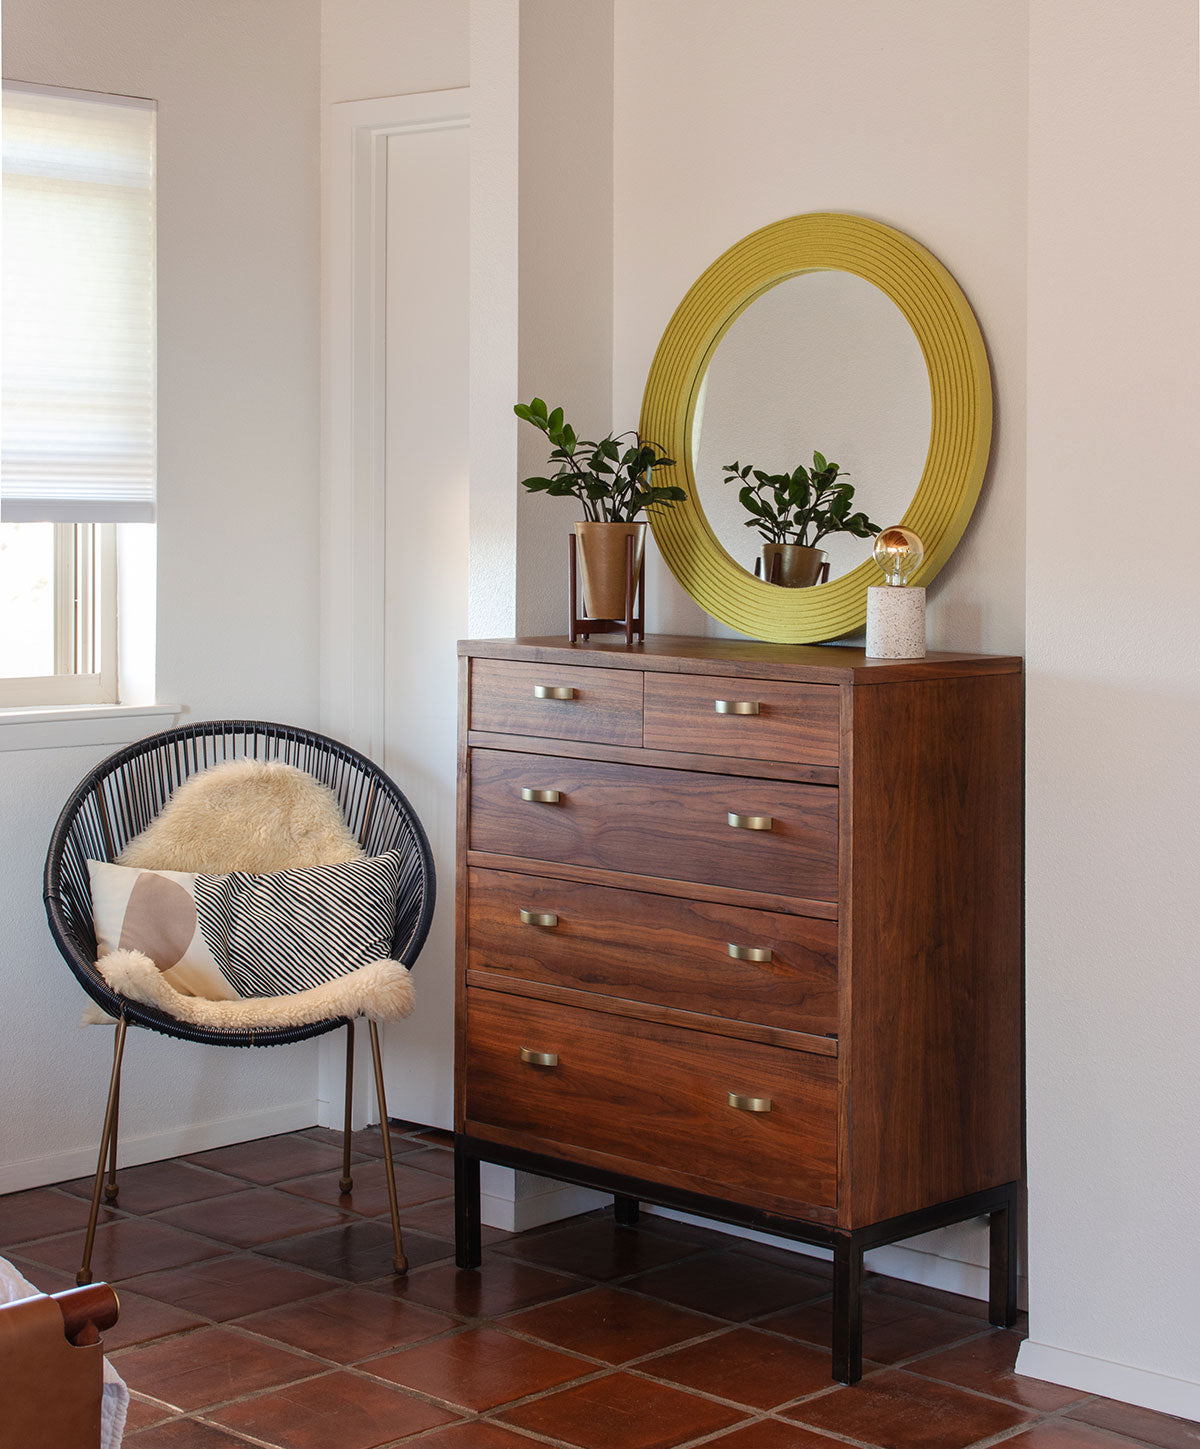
[613,1195,640,1226]
[454,1143,482,1270]
[832,1236,864,1384]
[988,1184,1019,1327]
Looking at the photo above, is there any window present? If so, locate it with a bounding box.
[1,81,156,708]
[0,521,116,704]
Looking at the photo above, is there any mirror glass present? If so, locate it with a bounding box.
[691,271,931,584]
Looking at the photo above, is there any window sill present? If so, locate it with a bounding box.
[0,701,182,752]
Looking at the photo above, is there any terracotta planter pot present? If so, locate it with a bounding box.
[759,542,827,588]
[575,521,645,619]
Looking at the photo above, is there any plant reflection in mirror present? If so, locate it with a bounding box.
[722,453,881,548]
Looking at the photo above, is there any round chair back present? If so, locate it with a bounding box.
[44,720,436,1047]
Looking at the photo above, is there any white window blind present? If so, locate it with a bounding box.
[2,82,156,523]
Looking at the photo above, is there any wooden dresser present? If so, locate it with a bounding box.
[454,636,1022,1383]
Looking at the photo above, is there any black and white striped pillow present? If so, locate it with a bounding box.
[193,852,408,998]
[89,852,409,1001]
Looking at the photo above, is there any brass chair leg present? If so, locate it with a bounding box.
[369,1020,407,1274]
[340,1020,355,1195]
[78,1016,128,1286]
[104,1072,120,1203]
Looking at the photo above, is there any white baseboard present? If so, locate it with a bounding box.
[0,1100,320,1195]
[643,1207,1028,1308]
[481,1173,609,1233]
[473,1179,1025,1309]
[1016,1341,1200,1421]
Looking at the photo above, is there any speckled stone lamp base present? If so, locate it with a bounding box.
[866,585,926,658]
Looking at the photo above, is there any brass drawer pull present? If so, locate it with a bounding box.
[520,1047,559,1068]
[534,684,576,700]
[727,943,773,963]
[519,909,559,928]
[727,811,773,831]
[728,1092,772,1113]
[521,788,562,804]
[715,699,760,716]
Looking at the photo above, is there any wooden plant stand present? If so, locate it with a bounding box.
[568,532,645,646]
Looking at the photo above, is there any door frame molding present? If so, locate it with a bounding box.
[321,88,470,762]
[320,88,469,1130]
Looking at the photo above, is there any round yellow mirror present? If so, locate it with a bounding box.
[640,213,992,643]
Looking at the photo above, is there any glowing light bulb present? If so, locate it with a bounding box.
[872,526,924,587]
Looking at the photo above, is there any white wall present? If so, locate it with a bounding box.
[321,0,467,104]
[1019,3,1200,1416]
[609,0,1028,1297]
[317,0,470,1136]
[1,0,325,1190]
[515,0,615,634]
[612,0,1028,656]
[468,0,521,639]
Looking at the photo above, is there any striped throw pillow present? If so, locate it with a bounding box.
[88,853,407,1000]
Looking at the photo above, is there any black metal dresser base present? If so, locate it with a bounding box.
[454,1134,1018,1386]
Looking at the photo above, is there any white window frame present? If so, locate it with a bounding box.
[2,79,156,713]
[0,522,118,708]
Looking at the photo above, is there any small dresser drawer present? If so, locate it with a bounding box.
[470,659,642,747]
[468,750,839,901]
[463,988,838,1211]
[468,867,838,1034]
[644,674,840,766]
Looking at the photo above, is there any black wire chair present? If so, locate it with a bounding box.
[44,720,436,1285]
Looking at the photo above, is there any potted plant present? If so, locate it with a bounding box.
[515,397,684,619]
[722,452,880,587]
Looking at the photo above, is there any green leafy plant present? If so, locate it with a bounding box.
[515,397,684,523]
[722,452,880,547]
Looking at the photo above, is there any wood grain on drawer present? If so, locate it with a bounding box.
[468,750,839,901]
[644,674,840,766]
[468,867,838,1034]
[463,988,837,1211]
[470,659,642,746]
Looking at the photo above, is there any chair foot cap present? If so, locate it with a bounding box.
[103,1185,120,1203]
[393,1256,409,1275]
[339,1177,354,1195]
[76,1270,92,1286]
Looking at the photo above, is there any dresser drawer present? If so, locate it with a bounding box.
[470,659,642,747]
[467,867,838,1034]
[463,988,838,1211]
[644,673,840,767]
[468,750,839,901]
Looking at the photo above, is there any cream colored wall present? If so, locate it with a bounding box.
[468,0,521,638]
[321,0,467,103]
[0,0,324,1189]
[515,0,615,635]
[317,0,470,1134]
[612,0,1027,655]
[1019,3,1200,1415]
[609,0,1027,1293]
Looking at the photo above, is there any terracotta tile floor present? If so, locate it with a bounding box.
[3,1127,1198,1449]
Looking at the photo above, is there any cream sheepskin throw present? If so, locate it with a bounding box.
[118,759,364,873]
[90,759,414,1028]
[96,951,413,1030]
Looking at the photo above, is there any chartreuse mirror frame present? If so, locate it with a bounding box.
[639,212,992,643]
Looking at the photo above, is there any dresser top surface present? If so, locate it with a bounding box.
[459,635,1022,684]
